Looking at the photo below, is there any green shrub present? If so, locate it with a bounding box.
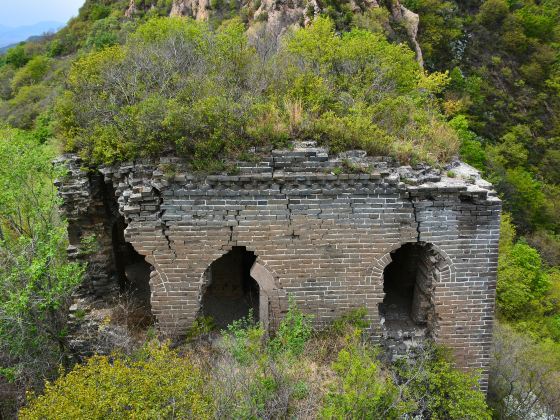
[459,139,486,170]
[352,7,390,34]
[497,240,551,320]
[31,112,54,144]
[320,0,354,31]
[450,114,486,170]
[186,316,216,341]
[85,17,120,50]
[401,1,462,67]
[320,334,404,419]
[221,310,265,365]
[10,56,52,91]
[86,4,112,21]
[477,0,509,28]
[269,297,313,358]
[394,345,492,420]
[514,4,556,40]
[2,83,51,129]
[210,0,223,10]
[0,65,15,100]
[292,380,310,400]
[489,323,560,419]
[499,167,550,230]
[308,110,392,156]
[330,307,370,335]
[494,212,560,343]
[255,11,268,22]
[5,45,30,68]
[47,39,64,57]
[321,326,491,419]
[19,341,212,419]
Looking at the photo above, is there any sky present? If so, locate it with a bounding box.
[0,0,85,28]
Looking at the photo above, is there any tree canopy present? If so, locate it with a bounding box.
[56,16,458,169]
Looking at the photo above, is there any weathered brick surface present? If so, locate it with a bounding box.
[57,144,500,388]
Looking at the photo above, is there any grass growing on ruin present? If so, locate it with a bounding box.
[56,16,459,170]
[20,306,490,419]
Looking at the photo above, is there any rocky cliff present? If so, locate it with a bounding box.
[125,0,423,66]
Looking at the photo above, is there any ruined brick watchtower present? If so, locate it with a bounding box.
[57,142,500,386]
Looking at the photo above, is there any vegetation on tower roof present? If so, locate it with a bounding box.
[56,16,459,170]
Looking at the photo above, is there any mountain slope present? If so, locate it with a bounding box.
[0,21,63,48]
[0,1,559,417]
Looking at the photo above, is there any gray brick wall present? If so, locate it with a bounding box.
[57,143,501,389]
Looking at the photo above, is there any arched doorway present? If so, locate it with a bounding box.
[200,247,260,328]
[378,242,439,344]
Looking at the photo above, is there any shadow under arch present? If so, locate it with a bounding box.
[380,242,452,340]
[365,241,455,342]
[198,246,281,329]
[110,215,156,326]
[112,218,152,297]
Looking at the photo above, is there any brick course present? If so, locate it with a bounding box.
[57,143,500,389]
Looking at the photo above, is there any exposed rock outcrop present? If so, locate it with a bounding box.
[167,0,424,67]
[125,0,137,18]
[170,0,210,21]
[126,0,160,18]
[389,0,424,67]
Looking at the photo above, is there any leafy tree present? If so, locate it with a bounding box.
[489,323,560,418]
[450,115,486,170]
[0,84,51,129]
[393,345,492,420]
[320,0,354,31]
[0,128,83,415]
[477,0,509,28]
[497,241,550,319]
[88,4,111,21]
[495,214,560,342]
[4,45,30,68]
[402,0,463,68]
[0,65,15,100]
[514,3,558,40]
[10,55,52,92]
[85,17,120,50]
[498,168,549,231]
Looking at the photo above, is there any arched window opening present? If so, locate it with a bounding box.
[201,247,259,328]
[379,243,437,338]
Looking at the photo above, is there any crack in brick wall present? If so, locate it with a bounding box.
[56,143,501,390]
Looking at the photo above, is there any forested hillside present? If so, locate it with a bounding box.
[1,0,559,418]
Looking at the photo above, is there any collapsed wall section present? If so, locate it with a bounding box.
[55,155,120,297]
[57,144,501,387]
